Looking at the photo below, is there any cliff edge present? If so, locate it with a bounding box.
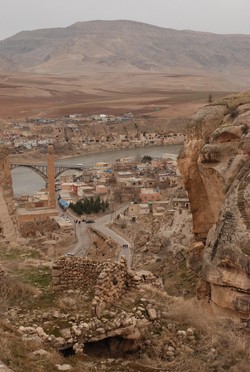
[178,92,250,317]
[0,146,18,241]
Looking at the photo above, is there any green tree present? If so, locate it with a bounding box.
[70,196,109,215]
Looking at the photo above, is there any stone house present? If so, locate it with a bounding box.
[172,197,190,209]
[140,188,161,203]
[152,201,170,216]
[144,178,157,188]
[127,203,150,217]
[117,177,143,188]
[75,185,95,198]
[96,185,108,194]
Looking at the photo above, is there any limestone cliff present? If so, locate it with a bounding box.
[0,146,18,241]
[178,92,250,317]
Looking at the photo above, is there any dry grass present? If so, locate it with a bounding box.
[0,270,68,371]
[0,321,64,372]
[139,285,250,371]
[0,241,249,371]
[213,90,250,110]
[0,275,38,312]
[0,278,249,371]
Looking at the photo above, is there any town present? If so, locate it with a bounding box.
[0,112,185,155]
[12,143,190,263]
[1,8,250,371]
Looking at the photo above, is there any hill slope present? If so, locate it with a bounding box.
[0,53,16,71]
[1,20,250,82]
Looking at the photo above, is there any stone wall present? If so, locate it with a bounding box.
[16,208,58,225]
[52,256,162,317]
[52,257,104,290]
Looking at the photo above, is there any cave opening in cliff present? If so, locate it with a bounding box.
[84,336,140,357]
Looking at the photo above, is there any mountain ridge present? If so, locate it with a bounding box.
[0,20,250,84]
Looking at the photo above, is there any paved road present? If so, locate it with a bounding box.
[71,220,91,257]
[93,205,133,267]
[63,212,91,257]
[63,204,132,266]
[56,195,91,257]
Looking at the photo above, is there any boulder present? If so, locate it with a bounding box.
[147,308,157,321]
[55,365,72,371]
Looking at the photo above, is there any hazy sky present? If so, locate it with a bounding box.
[1,0,250,40]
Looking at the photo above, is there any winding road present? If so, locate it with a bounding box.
[93,204,132,267]
[65,204,133,267]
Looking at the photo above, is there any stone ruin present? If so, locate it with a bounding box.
[52,256,162,317]
[0,146,18,242]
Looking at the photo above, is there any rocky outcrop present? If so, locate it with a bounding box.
[0,146,18,241]
[178,104,228,239]
[178,93,250,317]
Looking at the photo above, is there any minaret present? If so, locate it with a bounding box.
[48,145,56,209]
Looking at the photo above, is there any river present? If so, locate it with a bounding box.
[12,144,182,197]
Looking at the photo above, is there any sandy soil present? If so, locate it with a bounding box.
[0,71,233,121]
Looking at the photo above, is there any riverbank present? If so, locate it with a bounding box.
[56,141,183,161]
[12,144,182,197]
[9,141,184,163]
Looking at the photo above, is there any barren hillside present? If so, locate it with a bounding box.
[0,53,15,71]
[1,20,250,86]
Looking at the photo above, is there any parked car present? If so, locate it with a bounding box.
[122,244,129,248]
[86,220,95,224]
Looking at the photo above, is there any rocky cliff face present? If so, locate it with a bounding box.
[0,146,18,241]
[178,93,250,317]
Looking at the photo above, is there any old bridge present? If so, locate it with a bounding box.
[10,163,89,183]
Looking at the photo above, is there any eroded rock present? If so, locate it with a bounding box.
[179,95,250,316]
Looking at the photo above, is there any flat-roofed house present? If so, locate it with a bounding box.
[140,188,161,203]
